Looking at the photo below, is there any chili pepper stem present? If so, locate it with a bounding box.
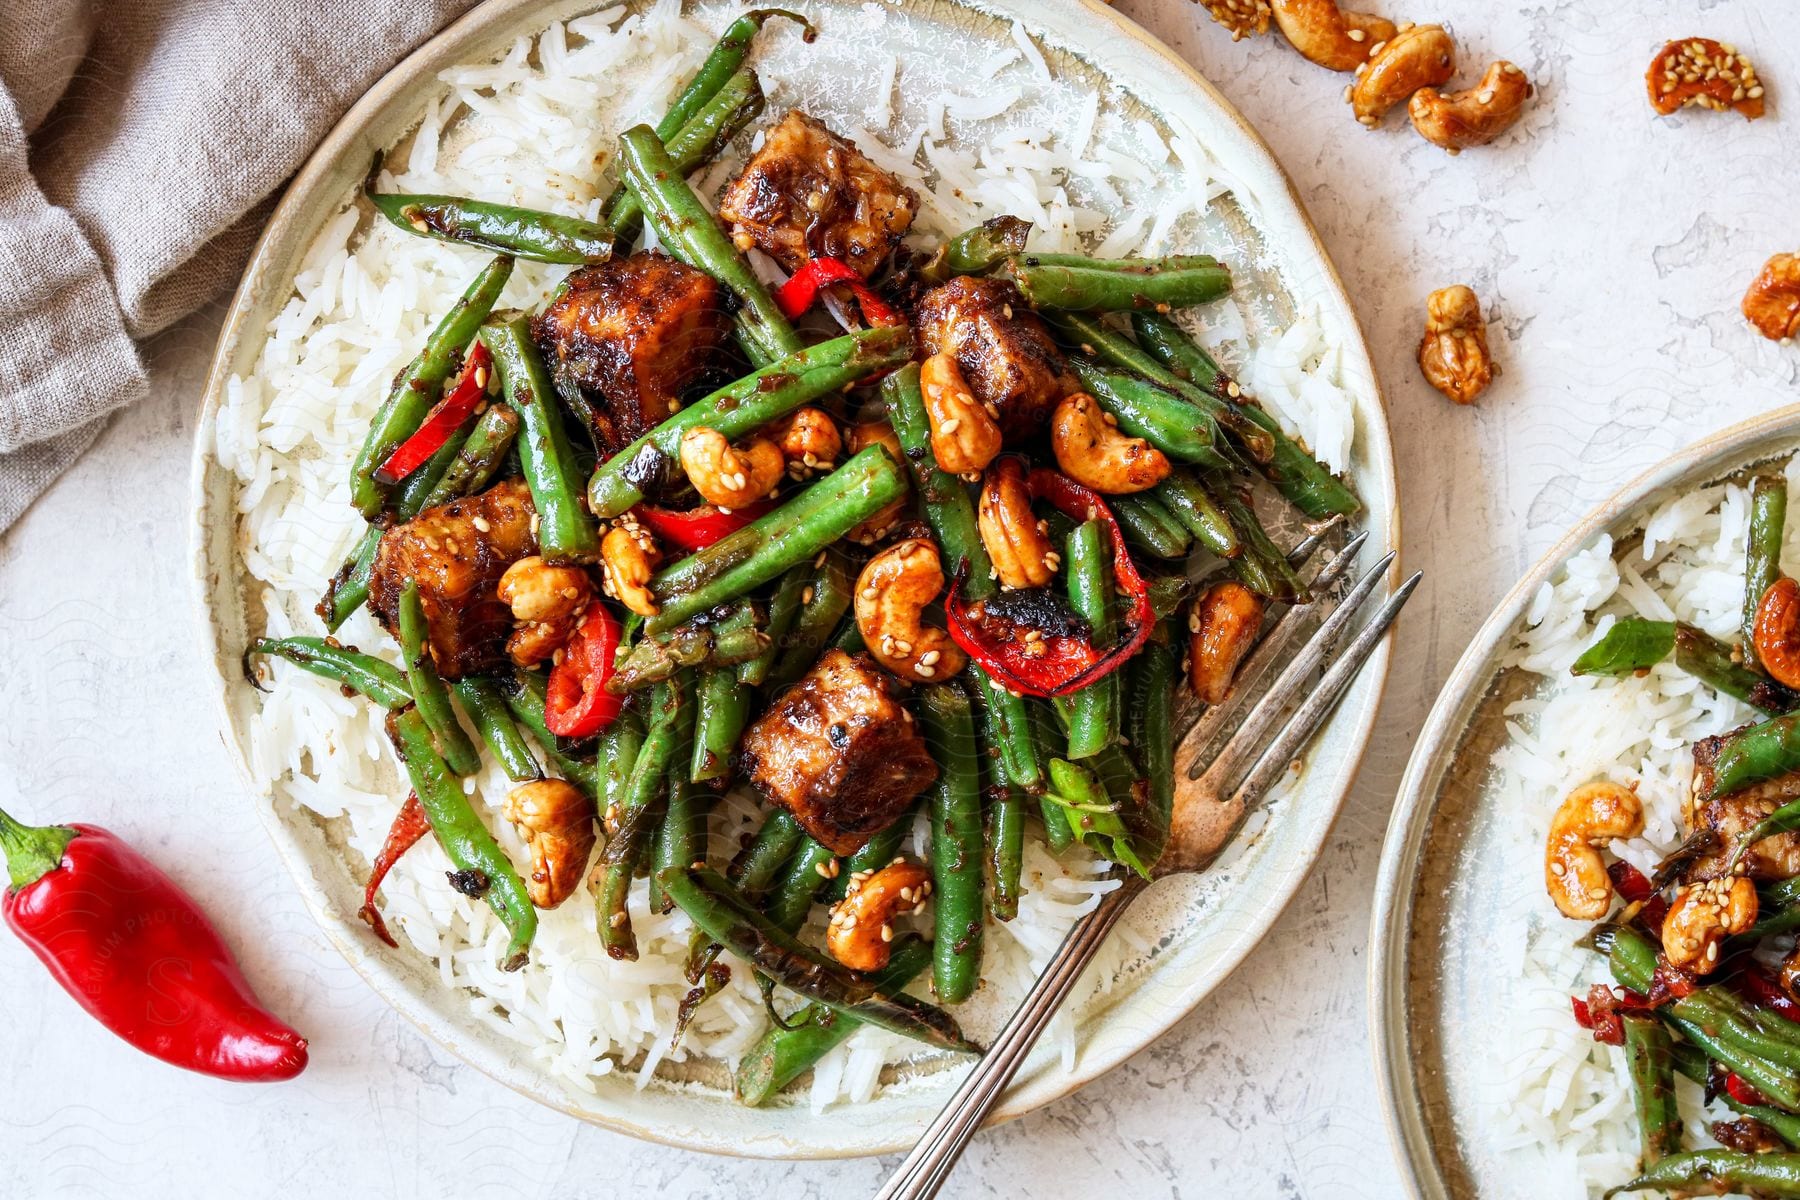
[0,805,78,891]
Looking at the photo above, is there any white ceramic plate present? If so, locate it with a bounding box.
[1371,407,1800,1197]
[190,0,1397,1157]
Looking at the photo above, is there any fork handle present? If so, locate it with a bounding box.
[873,874,1149,1200]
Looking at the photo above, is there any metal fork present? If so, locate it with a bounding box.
[872,536,1420,1200]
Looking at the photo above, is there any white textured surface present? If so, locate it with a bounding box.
[1,1,1797,1195]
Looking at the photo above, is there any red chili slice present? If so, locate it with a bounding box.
[1737,967,1800,1024]
[773,255,902,327]
[634,500,774,551]
[1571,995,1594,1029]
[545,602,625,738]
[357,793,431,948]
[1607,860,1654,903]
[943,463,1155,697]
[374,341,492,485]
[1727,1072,1771,1107]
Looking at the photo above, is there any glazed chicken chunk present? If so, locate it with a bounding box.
[532,251,730,454]
[739,649,939,855]
[1684,732,1800,883]
[914,275,1073,440]
[716,110,918,278]
[369,479,538,678]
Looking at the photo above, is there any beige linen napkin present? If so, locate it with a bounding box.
[0,0,477,530]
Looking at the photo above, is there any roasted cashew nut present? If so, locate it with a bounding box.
[679,425,785,509]
[1349,24,1455,127]
[1743,253,1800,344]
[503,778,598,910]
[776,406,843,479]
[854,538,968,682]
[498,555,595,667]
[1648,39,1765,120]
[1271,0,1396,72]
[845,420,910,545]
[1545,781,1645,920]
[1418,284,1493,405]
[1409,60,1533,153]
[1187,581,1267,705]
[1200,0,1271,42]
[978,457,1057,590]
[1662,875,1757,975]
[1754,576,1800,688]
[921,352,1004,477]
[827,859,932,971]
[1049,391,1171,494]
[599,523,662,618]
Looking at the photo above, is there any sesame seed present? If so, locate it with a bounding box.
[802,587,815,605]
[914,662,936,678]
[881,925,893,943]
[815,861,831,878]
[1588,886,1608,901]
[1347,27,1364,41]
[609,912,627,928]
[940,417,961,435]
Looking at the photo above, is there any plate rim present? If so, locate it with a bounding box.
[186,0,1401,1157]
[1367,402,1800,1198]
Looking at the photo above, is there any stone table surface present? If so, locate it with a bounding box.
[1,1,1795,1196]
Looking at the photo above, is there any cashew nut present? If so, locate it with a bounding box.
[1418,285,1493,405]
[921,352,1004,476]
[1408,60,1533,153]
[506,616,577,668]
[1648,39,1765,120]
[1661,875,1757,975]
[503,778,598,909]
[1200,0,1271,41]
[1049,392,1171,495]
[1187,581,1266,705]
[1270,0,1396,72]
[1544,781,1645,920]
[845,421,910,545]
[978,457,1057,590]
[1348,24,1455,128]
[854,538,968,682]
[1743,253,1800,343]
[679,425,785,509]
[1754,576,1800,688]
[826,858,932,971]
[498,555,595,667]
[776,406,843,479]
[599,523,662,618]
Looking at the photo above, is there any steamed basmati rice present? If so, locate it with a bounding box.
[217,1,1360,1109]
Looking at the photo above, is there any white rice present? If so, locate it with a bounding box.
[216,1,1359,1109]
[1491,458,1800,1194]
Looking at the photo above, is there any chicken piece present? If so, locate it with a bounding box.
[914,275,1073,440]
[716,110,918,278]
[739,649,939,855]
[369,479,538,678]
[1684,732,1800,883]
[532,251,729,455]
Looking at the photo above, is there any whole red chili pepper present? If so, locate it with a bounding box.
[0,805,308,1082]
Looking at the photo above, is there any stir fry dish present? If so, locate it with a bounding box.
[1543,467,1800,1194]
[243,10,1360,1104]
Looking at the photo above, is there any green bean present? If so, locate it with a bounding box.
[981,695,1027,921]
[1068,357,1228,469]
[387,706,537,970]
[656,11,808,142]
[829,815,913,903]
[693,665,753,783]
[734,934,932,1106]
[995,253,1231,312]
[1749,472,1790,657]
[762,835,838,936]
[1045,756,1151,877]
[920,684,984,1004]
[367,190,612,263]
[609,603,766,692]
[1711,711,1800,799]
[1755,876,1800,942]
[426,403,521,505]
[1032,702,1075,852]
[832,619,867,655]
[449,677,542,782]
[646,446,909,633]
[885,364,1041,791]
[397,581,481,776]
[245,637,410,709]
[1064,520,1118,759]
[1572,618,1796,713]
[918,216,1033,285]
[1110,492,1193,560]
[740,565,809,687]
[618,124,801,365]
[651,772,712,914]
[1671,1042,1800,1149]
[1621,1015,1680,1166]
[657,865,979,1053]
[765,551,856,692]
[1125,625,1180,872]
[604,67,766,241]
[349,255,513,517]
[1152,470,1239,558]
[1131,311,1360,519]
[1212,479,1308,604]
[597,677,694,959]
[588,327,909,517]
[1606,1150,1800,1197]
[500,671,608,796]
[733,810,807,898]
[478,314,600,562]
